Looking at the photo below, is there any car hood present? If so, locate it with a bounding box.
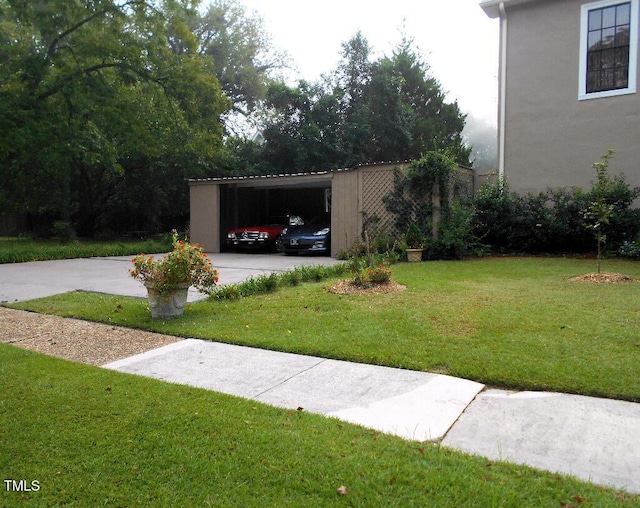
[228,225,286,235]
[282,224,330,235]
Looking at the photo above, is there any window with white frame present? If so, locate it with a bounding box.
[579,0,638,99]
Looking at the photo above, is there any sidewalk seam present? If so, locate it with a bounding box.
[252,358,329,399]
[437,386,487,444]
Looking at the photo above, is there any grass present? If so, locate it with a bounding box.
[0,235,172,264]
[10,256,640,402]
[1,344,637,507]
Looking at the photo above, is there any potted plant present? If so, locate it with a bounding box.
[404,223,425,262]
[130,231,219,318]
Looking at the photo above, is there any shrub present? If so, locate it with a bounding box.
[364,264,392,284]
[404,223,424,249]
[51,221,77,243]
[428,200,480,259]
[619,240,640,259]
[471,158,640,256]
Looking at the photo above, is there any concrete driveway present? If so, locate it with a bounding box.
[0,252,342,303]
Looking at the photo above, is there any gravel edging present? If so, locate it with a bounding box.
[0,307,182,366]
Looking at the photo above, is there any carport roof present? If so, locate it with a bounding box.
[189,169,333,184]
[188,161,410,188]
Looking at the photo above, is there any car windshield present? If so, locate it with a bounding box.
[266,216,303,226]
[306,214,330,225]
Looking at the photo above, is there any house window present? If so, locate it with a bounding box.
[579,0,638,100]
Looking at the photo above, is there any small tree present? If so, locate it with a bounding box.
[582,150,616,273]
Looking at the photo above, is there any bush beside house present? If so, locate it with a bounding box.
[376,152,640,260]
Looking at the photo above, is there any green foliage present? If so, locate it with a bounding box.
[404,223,425,249]
[207,263,349,301]
[260,81,344,173]
[256,33,471,174]
[428,200,479,260]
[0,236,173,264]
[190,0,286,131]
[362,264,392,285]
[582,150,619,272]
[384,152,476,260]
[51,221,77,243]
[619,240,640,259]
[473,154,640,255]
[0,0,229,236]
[346,236,395,287]
[129,232,219,295]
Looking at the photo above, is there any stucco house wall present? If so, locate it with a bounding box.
[482,0,640,194]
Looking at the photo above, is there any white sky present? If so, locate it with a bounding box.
[238,0,500,125]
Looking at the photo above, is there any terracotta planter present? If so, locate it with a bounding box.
[145,282,189,319]
[406,248,424,263]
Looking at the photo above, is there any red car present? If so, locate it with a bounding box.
[226,215,304,251]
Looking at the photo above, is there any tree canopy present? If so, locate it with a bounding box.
[190,0,287,128]
[254,32,471,175]
[0,0,229,236]
[1,2,474,237]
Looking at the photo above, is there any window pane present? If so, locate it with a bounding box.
[615,47,629,88]
[615,46,629,67]
[602,6,617,27]
[615,67,629,88]
[587,71,601,93]
[589,9,602,30]
[603,69,614,88]
[617,3,631,25]
[616,25,630,45]
[588,50,601,71]
[589,31,602,49]
[602,27,616,44]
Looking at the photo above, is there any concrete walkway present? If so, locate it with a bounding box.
[1,253,639,495]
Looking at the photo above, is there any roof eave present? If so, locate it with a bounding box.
[480,0,537,18]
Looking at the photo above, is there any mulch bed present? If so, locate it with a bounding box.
[569,272,638,284]
[326,279,407,295]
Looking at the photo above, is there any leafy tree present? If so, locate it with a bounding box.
[189,0,288,134]
[581,150,640,272]
[0,0,229,236]
[260,81,343,173]
[255,32,470,174]
[364,35,470,165]
[333,31,374,166]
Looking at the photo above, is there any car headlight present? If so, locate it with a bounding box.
[258,232,270,239]
[227,233,236,239]
[314,228,330,236]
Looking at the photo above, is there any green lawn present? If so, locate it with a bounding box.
[0,236,172,263]
[10,256,640,401]
[1,344,637,507]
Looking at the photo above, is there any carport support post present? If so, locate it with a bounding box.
[432,182,440,239]
[189,181,220,252]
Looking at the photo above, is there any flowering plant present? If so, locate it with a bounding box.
[130,231,219,294]
[352,262,392,287]
[365,264,392,284]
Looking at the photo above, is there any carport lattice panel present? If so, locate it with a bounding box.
[360,167,399,238]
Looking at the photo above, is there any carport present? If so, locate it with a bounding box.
[189,162,411,257]
[219,173,331,250]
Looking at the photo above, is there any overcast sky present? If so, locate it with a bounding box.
[238,0,500,125]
